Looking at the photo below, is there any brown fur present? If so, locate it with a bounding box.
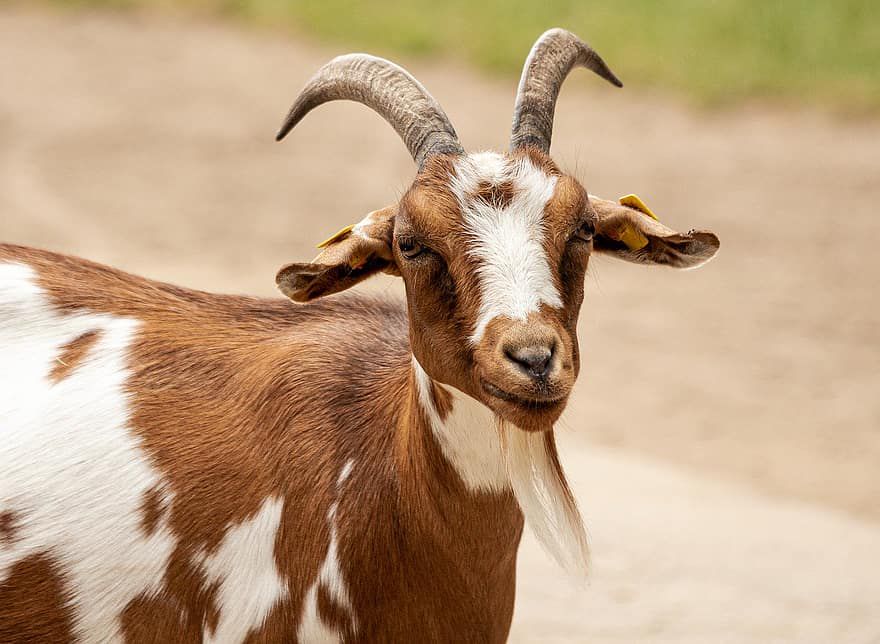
[0,510,19,545]
[139,485,170,537]
[0,553,76,644]
[316,585,355,639]
[473,179,516,209]
[48,329,101,383]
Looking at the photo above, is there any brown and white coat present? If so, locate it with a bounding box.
[0,29,718,643]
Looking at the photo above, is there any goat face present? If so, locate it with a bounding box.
[396,150,587,432]
[277,147,717,432]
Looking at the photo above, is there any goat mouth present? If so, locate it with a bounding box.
[481,380,567,410]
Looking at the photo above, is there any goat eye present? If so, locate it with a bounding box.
[572,220,595,243]
[397,236,426,259]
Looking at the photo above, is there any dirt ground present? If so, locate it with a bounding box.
[2,7,878,642]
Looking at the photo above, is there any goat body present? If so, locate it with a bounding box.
[0,244,523,642]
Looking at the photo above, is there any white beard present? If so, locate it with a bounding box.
[500,421,590,577]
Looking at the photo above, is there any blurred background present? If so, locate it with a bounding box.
[2,1,879,641]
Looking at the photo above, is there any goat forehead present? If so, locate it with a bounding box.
[450,151,555,207]
[449,152,564,342]
[448,152,560,243]
[453,151,513,190]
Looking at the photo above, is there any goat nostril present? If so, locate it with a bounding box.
[505,345,554,378]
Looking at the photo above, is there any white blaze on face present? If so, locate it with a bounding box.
[0,263,176,642]
[451,151,563,343]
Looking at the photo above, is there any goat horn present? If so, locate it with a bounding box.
[276,54,464,168]
[510,28,623,153]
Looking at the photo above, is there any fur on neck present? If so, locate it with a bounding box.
[412,357,589,577]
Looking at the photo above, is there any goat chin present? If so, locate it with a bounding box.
[499,419,590,579]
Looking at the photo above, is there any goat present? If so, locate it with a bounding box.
[0,28,718,643]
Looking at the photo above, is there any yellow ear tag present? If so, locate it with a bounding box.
[618,194,660,221]
[616,194,659,250]
[316,224,355,249]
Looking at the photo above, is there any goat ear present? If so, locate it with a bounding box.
[590,194,719,269]
[276,206,397,302]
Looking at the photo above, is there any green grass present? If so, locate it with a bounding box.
[50,0,880,111]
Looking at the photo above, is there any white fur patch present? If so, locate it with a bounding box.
[413,356,588,576]
[451,152,563,343]
[336,459,354,488]
[412,357,508,492]
[198,496,288,644]
[0,262,177,641]
[298,460,356,643]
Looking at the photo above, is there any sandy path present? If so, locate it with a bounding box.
[515,441,880,643]
[2,7,878,641]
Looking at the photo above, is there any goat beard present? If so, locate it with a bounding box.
[499,419,590,578]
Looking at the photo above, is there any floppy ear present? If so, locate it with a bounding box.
[276,206,398,302]
[590,194,719,269]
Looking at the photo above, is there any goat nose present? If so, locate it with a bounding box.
[505,345,554,379]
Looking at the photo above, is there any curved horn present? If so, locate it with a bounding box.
[510,28,623,153]
[276,54,464,168]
